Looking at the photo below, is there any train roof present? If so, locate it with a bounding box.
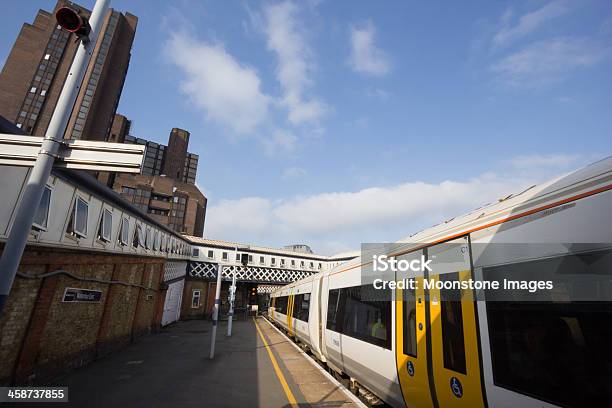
[273,156,612,292]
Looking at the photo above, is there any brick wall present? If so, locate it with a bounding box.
[0,246,168,385]
[180,280,210,320]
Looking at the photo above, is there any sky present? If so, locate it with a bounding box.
[1,0,611,254]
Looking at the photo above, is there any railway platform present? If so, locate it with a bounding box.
[10,318,365,408]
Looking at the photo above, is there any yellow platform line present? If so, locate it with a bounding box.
[253,317,298,408]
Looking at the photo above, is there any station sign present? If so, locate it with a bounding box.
[62,287,102,303]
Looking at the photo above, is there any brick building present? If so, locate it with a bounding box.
[0,0,137,141]
[108,117,207,236]
[0,156,192,385]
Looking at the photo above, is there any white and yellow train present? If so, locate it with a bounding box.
[269,157,612,408]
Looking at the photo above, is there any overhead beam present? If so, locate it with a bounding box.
[0,133,145,173]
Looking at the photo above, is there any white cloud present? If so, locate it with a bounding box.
[205,197,273,236]
[349,20,390,76]
[282,166,307,180]
[163,31,270,134]
[204,154,589,254]
[205,175,527,254]
[261,129,298,155]
[262,1,327,125]
[203,153,594,254]
[491,38,608,88]
[494,1,570,47]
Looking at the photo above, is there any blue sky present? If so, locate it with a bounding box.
[2,1,611,254]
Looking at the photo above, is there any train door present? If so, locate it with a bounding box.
[287,292,294,336]
[396,249,435,408]
[427,237,486,408]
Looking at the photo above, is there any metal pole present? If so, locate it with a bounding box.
[226,245,238,337]
[209,264,223,359]
[226,271,236,336]
[0,0,111,315]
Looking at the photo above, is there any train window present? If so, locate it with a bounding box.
[293,295,302,318]
[403,287,417,357]
[293,293,310,321]
[300,293,310,321]
[275,296,288,314]
[326,289,344,332]
[341,285,392,349]
[440,272,466,374]
[485,249,612,406]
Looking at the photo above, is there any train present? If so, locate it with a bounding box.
[268,156,612,408]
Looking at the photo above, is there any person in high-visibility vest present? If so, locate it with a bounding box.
[371,314,386,340]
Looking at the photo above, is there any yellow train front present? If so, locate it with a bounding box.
[269,157,612,408]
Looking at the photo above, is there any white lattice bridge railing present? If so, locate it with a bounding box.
[189,262,317,284]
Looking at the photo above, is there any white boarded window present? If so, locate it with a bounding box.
[153,231,160,251]
[67,196,88,238]
[133,224,143,248]
[33,185,52,230]
[145,227,151,249]
[120,217,129,245]
[99,208,112,242]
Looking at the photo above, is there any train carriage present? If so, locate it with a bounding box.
[269,157,612,408]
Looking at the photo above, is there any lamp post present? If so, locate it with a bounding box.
[0,0,111,316]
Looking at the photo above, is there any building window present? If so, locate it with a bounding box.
[318,263,322,270]
[281,259,285,266]
[271,257,276,265]
[260,256,265,264]
[32,185,52,230]
[122,186,135,195]
[133,224,143,248]
[192,248,199,257]
[209,250,215,258]
[222,252,228,261]
[248,255,253,263]
[119,217,129,245]
[153,231,160,251]
[98,208,112,242]
[291,260,296,266]
[191,290,201,308]
[309,262,314,268]
[145,228,152,250]
[67,196,88,238]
